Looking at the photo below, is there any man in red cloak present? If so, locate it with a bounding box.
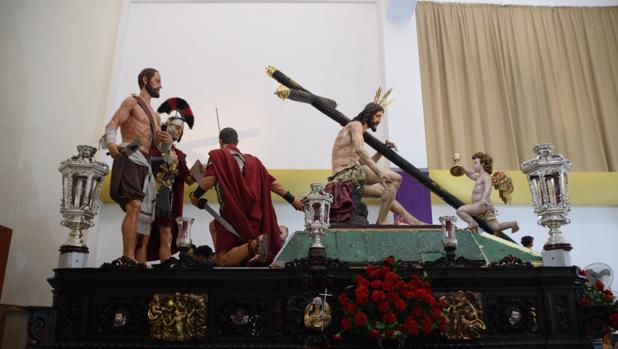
[190,127,303,266]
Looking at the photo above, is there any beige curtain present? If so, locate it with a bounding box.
[416,2,618,171]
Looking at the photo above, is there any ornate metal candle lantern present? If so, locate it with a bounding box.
[439,216,458,267]
[302,183,333,257]
[520,144,572,266]
[176,217,195,257]
[58,145,109,268]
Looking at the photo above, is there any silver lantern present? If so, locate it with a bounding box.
[58,145,109,268]
[302,183,333,257]
[175,216,195,256]
[439,216,458,267]
[520,144,572,266]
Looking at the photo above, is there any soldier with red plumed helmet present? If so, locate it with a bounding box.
[145,97,196,263]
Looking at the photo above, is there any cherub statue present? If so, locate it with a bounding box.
[455,152,519,234]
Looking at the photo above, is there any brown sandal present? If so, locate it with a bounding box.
[102,256,145,268]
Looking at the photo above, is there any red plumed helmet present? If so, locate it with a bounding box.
[157,97,195,129]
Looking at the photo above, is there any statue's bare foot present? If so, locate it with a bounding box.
[511,222,520,233]
[396,215,426,225]
[465,224,479,233]
[395,216,410,225]
[248,234,269,265]
[407,217,426,225]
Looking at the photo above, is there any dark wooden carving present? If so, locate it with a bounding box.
[487,298,539,334]
[489,255,534,268]
[95,297,150,341]
[215,301,266,337]
[31,266,595,348]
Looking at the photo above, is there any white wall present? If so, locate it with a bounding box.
[108,1,386,169]
[0,0,123,306]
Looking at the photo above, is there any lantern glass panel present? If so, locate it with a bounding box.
[176,217,194,249]
[529,176,538,200]
[313,202,321,222]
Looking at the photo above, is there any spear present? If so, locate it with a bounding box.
[266,66,514,241]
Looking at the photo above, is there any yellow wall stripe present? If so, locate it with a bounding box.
[428,170,618,205]
[100,169,334,204]
[100,169,618,206]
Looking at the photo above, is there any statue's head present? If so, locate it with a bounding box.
[507,307,522,325]
[219,127,239,148]
[164,117,185,142]
[312,297,323,308]
[353,102,384,132]
[138,68,161,98]
[521,235,534,248]
[472,152,493,174]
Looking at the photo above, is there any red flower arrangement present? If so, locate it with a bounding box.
[577,268,615,306]
[335,257,445,342]
[576,268,618,331]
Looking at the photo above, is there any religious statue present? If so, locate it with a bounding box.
[328,88,424,225]
[148,292,207,341]
[102,68,172,266]
[441,291,486,340]
[146,97,196,263]
[266,67,501,233]
[303,297,332,331]
[454,152,519,234]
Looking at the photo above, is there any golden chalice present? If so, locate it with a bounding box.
[450,153,465,177]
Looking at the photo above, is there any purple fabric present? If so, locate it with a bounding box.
[393,168,433,224]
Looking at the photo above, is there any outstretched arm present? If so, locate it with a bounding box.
[463,167,479,181]
[190,176,216,207]
[350,122,386,185]
[271,180,303,211]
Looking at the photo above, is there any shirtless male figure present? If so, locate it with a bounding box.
[104,68,172,264]
[330,102,423,225]
[456,152,519,234]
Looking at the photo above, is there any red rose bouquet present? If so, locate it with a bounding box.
[335,257,445,342]
[577,268,615,306]
[576,268,618,331]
